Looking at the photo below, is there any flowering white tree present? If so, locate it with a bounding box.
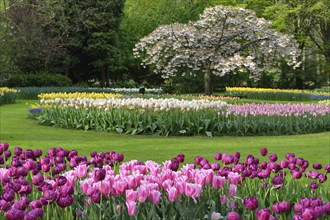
[134,5,301,95]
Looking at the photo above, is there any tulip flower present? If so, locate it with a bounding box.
[244,196,259,211]
[226,211,240,220]
[126,200,136,216]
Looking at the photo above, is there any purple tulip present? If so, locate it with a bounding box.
[92,191,101,203]
[176,154,185,163]
[211,163,220,171]
[214,153,222,161]
[292,171,302,179]
[317,174,327,183]
[56,176,67,186]
[32,173,44,186]
[295,158,304,166]
[76,209,83,217]
[56,195,74,208]
[256,208,270,220]
[279,160,288,168]
[314,206,324,218]
[325,164,330,173]
[260,148,268,156]
[0,142,9,151]
[292,214,303,220]
[323,202,330,215]
[285,153,295,160]
[307,170,319,179]
[43,190,57,202]
[302,208,315,220]
[2,190,15,202]
[14,147,23,156]
[0,200,11,211]
[312,163,322,170]
[12,200,27,210]
[269,154,278,162]
[271,176,283,186]
[226,211,240,220]
[29,200,43,209]
[6,209,25,220]
[309,182,318,189]
[261,182,268,188]
[244,196,259,211]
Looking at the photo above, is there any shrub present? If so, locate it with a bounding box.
[6,72,72,87]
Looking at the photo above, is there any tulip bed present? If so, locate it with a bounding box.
[0,142,329,220]
[226,87,330,101]
[31,94,330,136]
[0,87,20,105]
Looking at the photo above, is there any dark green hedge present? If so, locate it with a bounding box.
[6,72,72,87]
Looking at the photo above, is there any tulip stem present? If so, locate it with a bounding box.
[100,181,102,220]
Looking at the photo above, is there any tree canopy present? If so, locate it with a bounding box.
[134,5,300,94]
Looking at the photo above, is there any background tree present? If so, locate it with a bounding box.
[263,0,329,88]
[134,5,300,95]
[118,0,209,86]
[52,0,125,87]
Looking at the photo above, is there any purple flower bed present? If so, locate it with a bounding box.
[0,142,329,219]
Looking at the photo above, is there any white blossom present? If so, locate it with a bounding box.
[134,5,300,80]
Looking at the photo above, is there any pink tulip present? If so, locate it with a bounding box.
[211,212,221,220]
[75,164,88,178]
[126,189,138,202]
[167,187,178,202]
[195,173,206,187]
[228,172,240,185]
[229,184,237,197]
[175,181,186,194]
[212,175,226,189]
[220,195,227,204]
[150,190,161,204]
[126,200,136,216]
[185,183,196,197]
[137,187,148,203]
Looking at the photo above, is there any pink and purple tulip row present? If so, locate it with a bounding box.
[0,142,329,219]
[220,103,330,117]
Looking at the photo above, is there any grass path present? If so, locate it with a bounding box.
[0,100,329,165]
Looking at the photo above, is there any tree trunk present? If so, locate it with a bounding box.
[100,68,106,88]
[105,66,110,87]
[204,69,212,95]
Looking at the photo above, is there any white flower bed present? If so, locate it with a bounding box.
[40,97,229,112]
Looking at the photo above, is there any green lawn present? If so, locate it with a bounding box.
[0,100,329,165]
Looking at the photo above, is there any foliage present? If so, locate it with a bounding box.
[226,87,330,101]
[6,72,72,88]
[0,87,19,105]
[51,0,125,87]
[0,142,329,219]
[118,0,210,86]
[134,5,300,95]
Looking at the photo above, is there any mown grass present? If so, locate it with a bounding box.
[0,100,329,165]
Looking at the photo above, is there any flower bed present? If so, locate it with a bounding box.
[0,87,20,105]
[32,95,330,136]
[226,87,330,101]
[16,87,163,100]
[0,142,329,220]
